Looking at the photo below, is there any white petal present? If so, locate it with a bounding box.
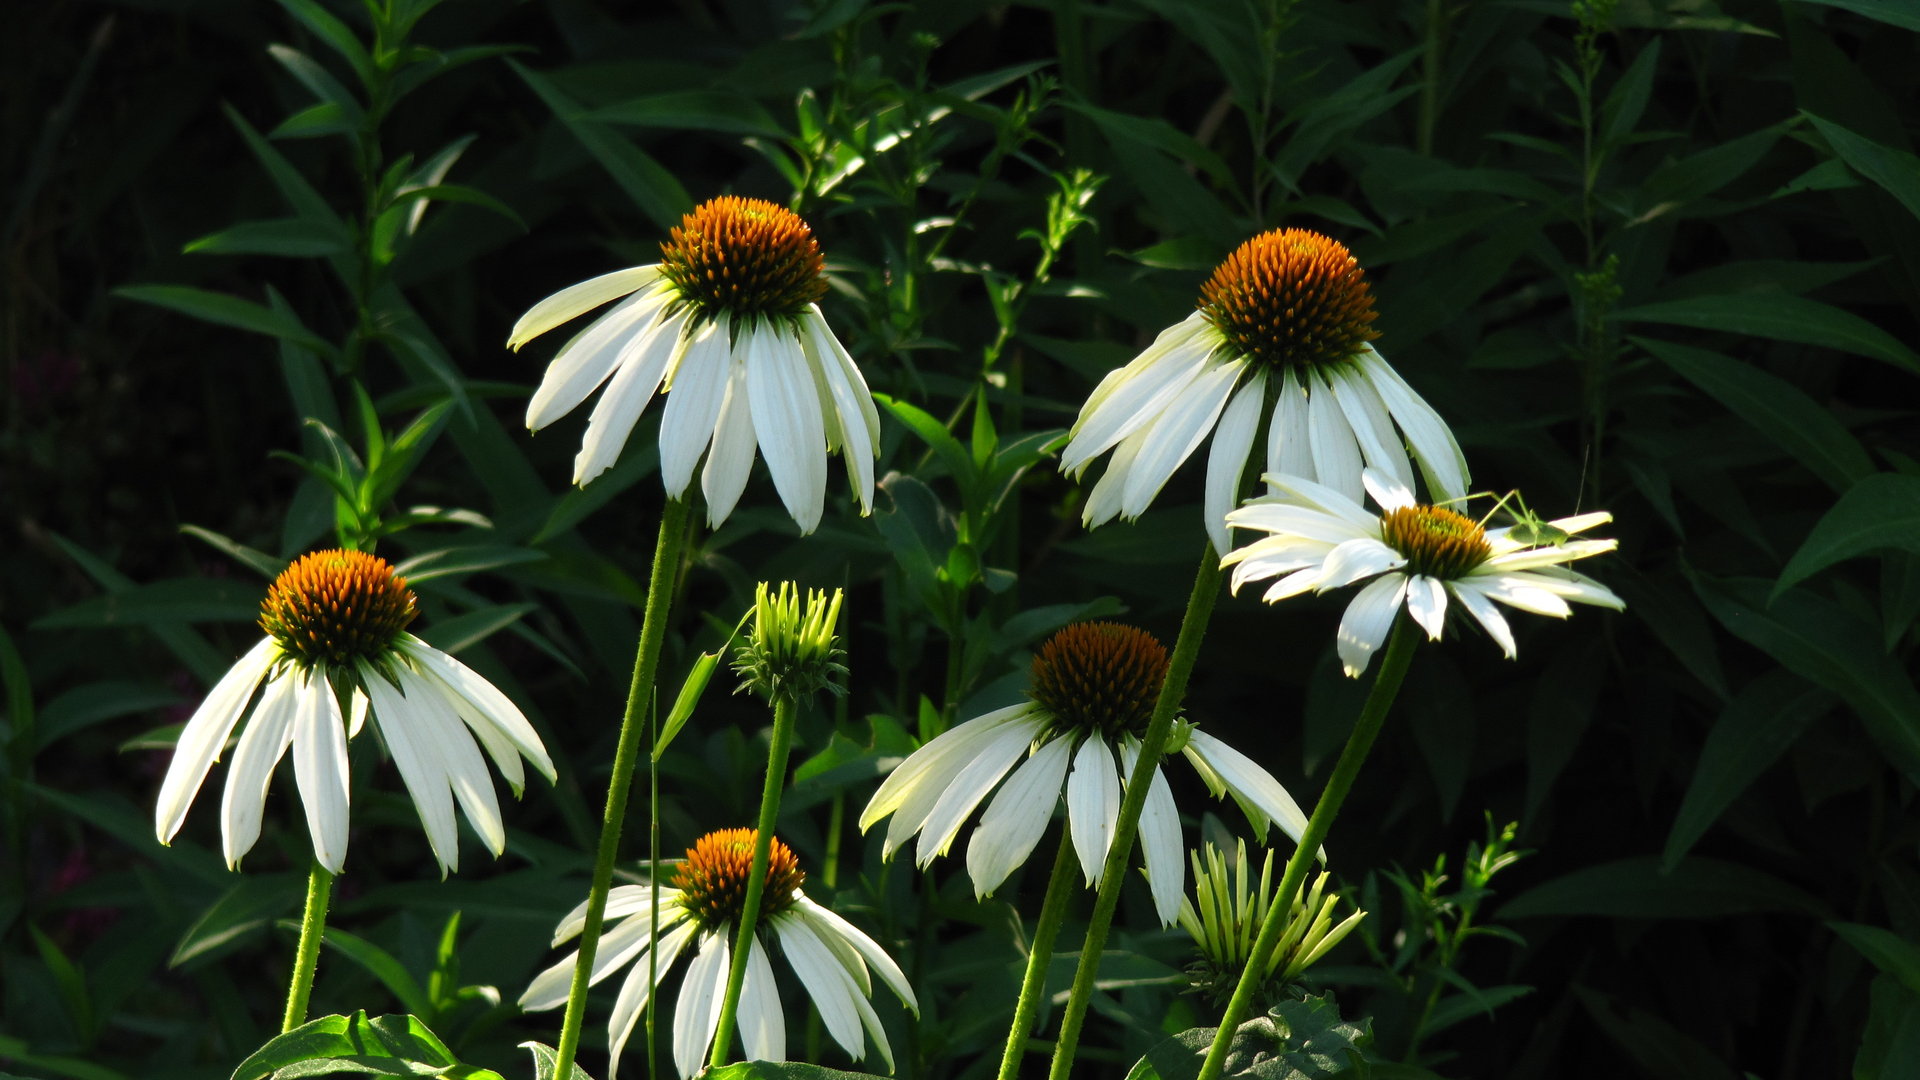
[218,670,300,870]
[746,323,830,533]
[553,884,686,944]
[738,934,785,1063]
[700,355,757,529]
[965,734,1073,899]
[1336,573,1409,678]
[605,920,699,1080]
[1081,428,1143,529]
[883,713,1042,858]
[1066,737,1122,886]
[508,266,661,350]
[1061,314,1218,471]
[1480,578,1574,617]
[1119,740,1183,927]
[860,704,1035,833]
[672,929,731,1079]
[1485,539,1619,572]
[1267,368,1313,484]
[1313,537,1406,592]
[656,317,733,500]
[1258,567,1325,604]
[1356,346,1469,502]
[1305,372,1366,502]
[362,672,459,875]
[1329,364,1414,492]
[913,718,1040,866]
[789,897,917,1012]
[1182,730,1313,851]
[520,903,661,1010]
[570,305,686,484]
[397,667,505,859]
[1448,581,1519,658]
[1205,371,1267,555]
[1119,358,1245,517]
[156,637,278,846]
[399,636,554,785]
[348,689,368,738]
[773,914,865,1060]
[802,309,880,515]
[1258,471,1381,528]
[289,675,351,873]
[1404,575,1449,640]
[526,286,671,430]
[1359,466,1415,513]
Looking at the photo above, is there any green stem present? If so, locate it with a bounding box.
[551,497,692,1079]
[998,831,1080,1080]
[709,693,801,1067]
[281,858,335,1031]
[1193,618,1418,1080]
[647,695,662,1075]
[1046,548,1223,1080]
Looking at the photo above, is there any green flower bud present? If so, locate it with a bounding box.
[1177,839,1366,1008]
[733,581,848,702]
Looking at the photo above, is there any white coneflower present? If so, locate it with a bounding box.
[509,196,881,534]
[1060,229,1468,553]
[153,549,554,875]
[859,622,1315,927]
[519,829,916,1079]
[1223,471,1622,676]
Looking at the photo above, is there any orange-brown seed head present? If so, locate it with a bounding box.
[1380,505,1492,579]
[1198,229,1380,372]
[1028,622,1171,738]
[671,827,806,931]
[658,196,827,322]
[259,549,417,669]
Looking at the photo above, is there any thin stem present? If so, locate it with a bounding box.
[709,693,801,1067]
[1046,547,1224,1080]
[551,497,692,1079]
[281,858,335,1031]
[998,831,1081,1080]
[647,697,662,1075]
[1193,618,1418,1080]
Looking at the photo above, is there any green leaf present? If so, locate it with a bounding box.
[1126,993,1371,1079]
[271,0,377,89]
[393,546,548,583]
[1787,0,1920,32]
[512,61,691,232]
[1775,474,1920,594]
[1600,37,1661,147]
[180,525,288,579]
[704,1065,894,1080]
[875,394,977,493]
[1641,123,1785,207]
[1636,337,1873,492]
[35,680,181,751]
[317,928,433,1019]
[658,645,731,761]
[1833,922,1920,996]
[1422,984,1534,1037]
[520,1043,598,1080]
[268,44,365,123]
[1693,575,1920,779]
[185,217,348,257]
[1805,112,1920,220]
[586,90,784,137]
[1662,672,1828,869]
[1618,294,1920,376]
[0,1037,130,1080]
[415,604,536,655]
[231,1012,501,1080]
[383,184,526,231]
[28,924,93,1038]
[33,578,261,628]
[1856,974,1920,1080]
[115,285,336,358]
[224,104,347,236]
[1500,855,1827,919]
[171,873,304,967]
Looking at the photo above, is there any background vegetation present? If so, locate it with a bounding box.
[5,0,1919,1077]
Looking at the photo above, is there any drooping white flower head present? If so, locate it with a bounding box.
[153,549,555,876]
[858,622,1316,927]
[509,196,881,535]
[1060,229,1469,554]
[1222,470,1623,676]
[519,829,916,1079]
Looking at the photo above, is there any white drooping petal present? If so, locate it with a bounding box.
[1181,729,1314,854]
[1403,575,1449,640]
[348,689,368,738]
[1336,572,1410,677]
[1082,427,1144,529]
[605,920,698,1080]
[508,265,661,351]
[1205,370,1267,555]
[1120,738,1184,927]
[1356,346,1469,502]
[289,673,351,873]
[1066,737,1122,886]
[1061,313,1218,472]
[774,913,866,1060]
[1328,363,1414,493]
[526,286,671,431]
[700,353,757,529]
[398,635,555,785]
[1267,367,1313,486]
[156,637,278,845]
[966,734,1073,899]
[656,317,733,501]
[218,670,300,870]
[551,883,685,944]
[746,321,830,533]
[1447,581,1518,658]
[569,303,685,483]
[802,308,880,515]
[395,666,505,860]
[520,900,670,1010]
[1484,539,1619,572]
[1119,357,1245,517]
[738,934,786,1064]
[1359,466,1416,514]
[861,703,1034,835]
[790,896,918,1013]
[1260,472,1381,529]
[1313,537,1406,593]
[1477,577,1574,618]
[913,718,1040,866]
[1305,373,1366,502]
[363,672,459,874]
[672,930,731,1079]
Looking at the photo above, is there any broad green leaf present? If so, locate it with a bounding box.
[268,44,364,123]
[415,604,536,655]
[0,1038,129,1080]
[1619,295,1920,376]
[586,90,784,137]
[1500,855,1826,919]
[317,928,433,1018]
[1833,922,1920,995]
[34,578,261,628]
[1662,672,1827,869]
[513,61,691,232]
[1600,37,1661,147]
[1775,473,1920,594]
[171,873,303,967]
[115,285,337,358]
[704,1064,893,1080]
[394,546,547,583]
[185,217,348,257]
[36,680,183,751]
[1693,575,1920,779]
[658,646,728,761]
[224,104,347,236]
[45,533,229,684]
[271,0,376,88]
[1636,337,1876,492]
[1787,0,1920,32]
[875,394,978,492]
[520,1043,598,1080]
[1125,992,1371,1079]
[383,184,526,231]
[1641,123,1785,207]
[1805,112,1920,221]
[231,1012,499,1080]
[180,525,287,579]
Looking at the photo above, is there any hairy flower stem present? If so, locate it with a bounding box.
[281,858,334,1031]
[1193,618,1418,1080]
[998,831,1081,1080]
[710,693,800,1067]
[1046,548,1223,1080]
[551,496,691,1079]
